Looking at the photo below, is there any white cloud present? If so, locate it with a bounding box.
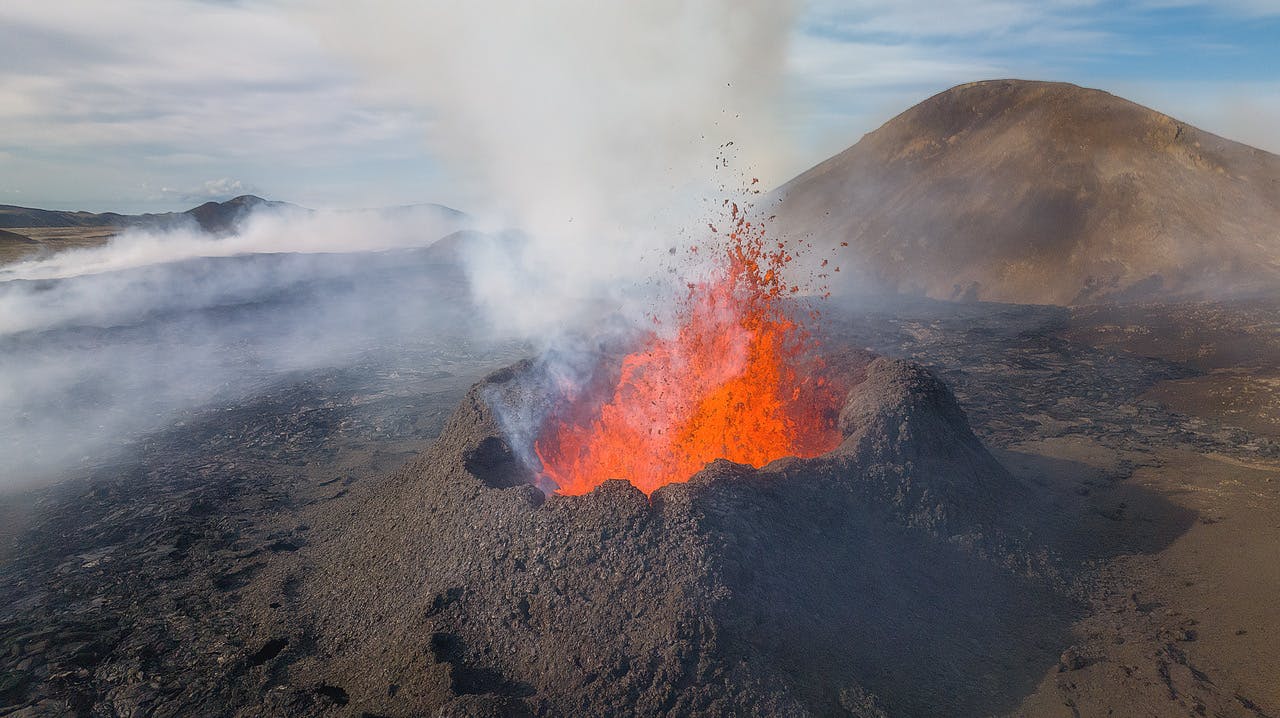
[0,0,428,208]
[801,0,1109,42]
[789,37,1009,90]
[156,177,258,202]
[1137,0,1280,16]
[1,0,1276,211]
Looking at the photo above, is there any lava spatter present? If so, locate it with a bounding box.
[535,205,843,495]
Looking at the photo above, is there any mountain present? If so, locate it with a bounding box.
[0,206,134,229]
[280,354,1047,717]
[182,195,297,234]
[772,79,1280,305]
[0,195,301,234]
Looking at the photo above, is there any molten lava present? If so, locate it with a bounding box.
[535,205,844,496]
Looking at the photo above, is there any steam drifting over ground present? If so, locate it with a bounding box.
[1,1,812,490]
[0,205,484,487]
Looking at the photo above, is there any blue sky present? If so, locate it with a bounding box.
[1,0,1277,214]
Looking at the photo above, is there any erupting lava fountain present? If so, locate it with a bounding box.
[534,202,847,495]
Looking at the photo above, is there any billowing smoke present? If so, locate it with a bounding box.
[2,3,806,489]
[0,205,463,332]
[0,206,495,488]
[304,0,801,334]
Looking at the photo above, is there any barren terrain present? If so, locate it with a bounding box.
[3,294,1277,716]
[0,227,121,266]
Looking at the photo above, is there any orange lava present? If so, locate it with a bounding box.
[534,205,844,496]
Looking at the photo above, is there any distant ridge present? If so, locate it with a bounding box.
[0,206,133,230]
[0,195,302,235]
[772,79,1280,304]
[183,195,298,234]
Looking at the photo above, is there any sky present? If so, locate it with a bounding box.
[1,0,1278,214]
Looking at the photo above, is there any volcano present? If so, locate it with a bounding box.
[771,79,1280,305]
[239,205,1063,717]
[250,352,1063,717]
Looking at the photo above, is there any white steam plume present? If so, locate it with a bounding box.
[0,204,463,284]
[0,205,482,488]
[304,1,801,335]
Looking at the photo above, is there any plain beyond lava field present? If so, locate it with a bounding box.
[2,293,1278,716]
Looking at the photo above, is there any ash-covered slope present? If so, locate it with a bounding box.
[772,79,1280,305]
[261,356,1067,717]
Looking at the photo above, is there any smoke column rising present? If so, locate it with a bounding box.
[305,0,801,334]
[0,4,805,488]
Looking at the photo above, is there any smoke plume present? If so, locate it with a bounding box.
[0,206,483,488]
[1,3,806,488]
[305,0,801,334]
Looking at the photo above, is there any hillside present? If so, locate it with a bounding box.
[0,206,132,229]
[0,228,40,264]
[0,195,299,234]
[772,79,1280,304]
[183,195,297,234]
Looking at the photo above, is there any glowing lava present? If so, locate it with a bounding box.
[535,205,844,496]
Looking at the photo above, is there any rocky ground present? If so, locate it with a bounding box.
[2,295,1278,716]
[0,336,527,716]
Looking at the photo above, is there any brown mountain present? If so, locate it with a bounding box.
[772,79,1280,304]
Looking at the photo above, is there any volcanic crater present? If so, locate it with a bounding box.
[260,349,1071,717]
